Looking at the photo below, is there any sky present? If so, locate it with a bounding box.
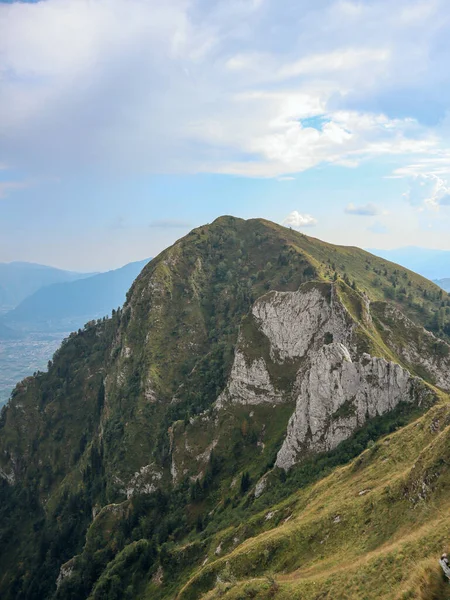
[1,0,450,271]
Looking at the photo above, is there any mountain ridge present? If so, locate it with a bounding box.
[0,261,95,314]
[1,216,450,600]
[3,258,150,333]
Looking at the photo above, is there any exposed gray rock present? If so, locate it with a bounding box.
[144,376,157,402]
[56,558,76,588]
[252,283,352,362]
[276,344,431,469]
[254,474,268,498]
[0,467,15,485]
[216,283,353,410]
[214,282,438,471]
[195,439,219,463]
[125,463,163,498]
[152,565,164,585]
[215,350,283,408]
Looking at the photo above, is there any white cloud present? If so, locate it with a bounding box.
[226,47,390,81]
[0,0,449,180]
[390,146,450,179]
[403,173,450,209]
[278,48,390,78]
[345,202,380,216]
[282,211,318,228]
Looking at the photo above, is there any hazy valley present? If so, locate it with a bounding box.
[0,259,149,406]
[0,333,67,406]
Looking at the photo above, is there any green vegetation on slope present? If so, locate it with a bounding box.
[259,219,450,339]
[1,216,450,600]
[177,391,450,600]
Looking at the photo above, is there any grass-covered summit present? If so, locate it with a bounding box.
[1,216,450,600]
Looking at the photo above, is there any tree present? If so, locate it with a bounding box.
[97,380,105,416]
[240,471,251,494]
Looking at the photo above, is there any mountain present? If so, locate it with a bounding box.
[0,320,21,340]
[1,216,450,600]
[435,278,450,292]
[368,246,450,280]
[0,259,150,408]
[3,258,150,333]
[0,261,94,314]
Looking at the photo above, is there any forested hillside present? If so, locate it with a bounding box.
[1,217,450,600]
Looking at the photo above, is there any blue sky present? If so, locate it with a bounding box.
[1,0,450,270]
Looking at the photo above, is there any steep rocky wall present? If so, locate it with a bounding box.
[251,282,353,361]
[275,343,432,470]
[213,282,438,472]
[216,283,354,408]
[215,350,284,408]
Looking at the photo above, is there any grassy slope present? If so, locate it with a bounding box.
[176,391,450,600]
[257,219,448,332]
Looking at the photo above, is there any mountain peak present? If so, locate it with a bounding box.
[1,218,450,600]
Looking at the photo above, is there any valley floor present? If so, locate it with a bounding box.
[0,333,67,405]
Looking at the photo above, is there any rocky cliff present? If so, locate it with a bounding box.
[276,344,430,469]
[1,216,450,600]
[176,281,439,478]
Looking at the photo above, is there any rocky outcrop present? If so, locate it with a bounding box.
[216,283,354,408]
[252,283,352,361]
[275,343,432,470]
[125,463,163,499]
[254,474,268,498]
[215,282,438,471]
[56,557,76,588]
[216,350,283,408]
[0,466,15,485]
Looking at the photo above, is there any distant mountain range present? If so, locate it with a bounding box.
[0,320,21,340]
[0,261,94,314]
[368,246,450,281]
[0,257,150,406]
[435,278,450,292]
[3,258,150,333]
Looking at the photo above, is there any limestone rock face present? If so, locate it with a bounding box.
[125,464,163,499]
[56,558,76,588]
[251,283,352,361]
[216,283,353,408]
[216,350,283,408]
[216,282,437,471]
[275,343,430,470]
